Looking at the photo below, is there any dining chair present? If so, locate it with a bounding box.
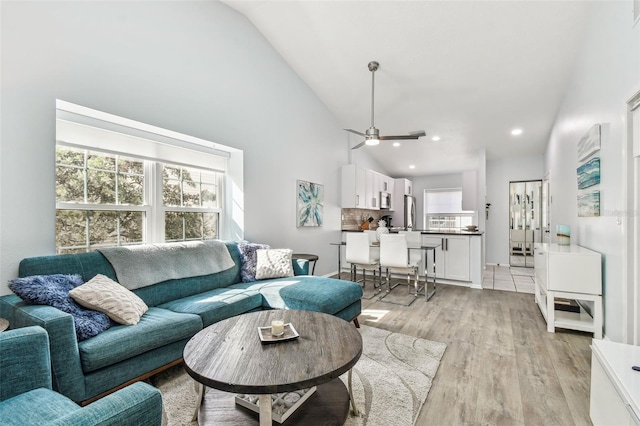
[379,233,420,295]
[345,232,381,291]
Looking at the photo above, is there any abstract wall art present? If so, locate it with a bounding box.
[577,124,601,161]
[296,180,324,227]
[577,157,600,189]
[577,191,600,217]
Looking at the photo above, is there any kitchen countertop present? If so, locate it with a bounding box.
[341,228,483,235]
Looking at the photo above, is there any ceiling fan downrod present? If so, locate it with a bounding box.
[368,61,379,130]
[367,61,380,145]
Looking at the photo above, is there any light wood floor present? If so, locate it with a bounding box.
[342,275,593,426]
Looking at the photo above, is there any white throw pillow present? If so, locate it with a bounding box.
[70,274,149,325]
[255,249,294,280]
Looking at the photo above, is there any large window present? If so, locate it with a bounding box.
[55,146,222,253]
[54,99,235,254]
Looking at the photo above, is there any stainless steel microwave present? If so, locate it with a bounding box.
[380,192,391,209]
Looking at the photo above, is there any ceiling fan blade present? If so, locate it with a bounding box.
[379,134,423,140]
[351,140,367,150]
[344,128,366,137]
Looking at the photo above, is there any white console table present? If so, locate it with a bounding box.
[591,339,640,425]
[533,243,602,339]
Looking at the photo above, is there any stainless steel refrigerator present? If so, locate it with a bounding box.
[404,195,416,229]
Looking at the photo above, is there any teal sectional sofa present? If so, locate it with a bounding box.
[0,241,362,404]
[0,326,162,425]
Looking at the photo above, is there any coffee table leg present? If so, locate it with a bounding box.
[348,369,359,416]
[259,394,272,425]
[193,382,205,421]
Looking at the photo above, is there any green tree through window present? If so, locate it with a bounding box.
[55,147,220,253]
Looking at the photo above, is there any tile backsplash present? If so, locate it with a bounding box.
[341,208,383,231]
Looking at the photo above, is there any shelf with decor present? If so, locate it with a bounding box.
[533,243,602,338]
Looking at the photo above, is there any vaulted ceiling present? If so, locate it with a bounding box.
[223,1,590,176]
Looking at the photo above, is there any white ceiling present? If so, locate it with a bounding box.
[222,0,590,177]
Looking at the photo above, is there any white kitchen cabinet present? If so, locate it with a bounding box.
[379,174,395,211]
[423,234,470,282]
[341,165,366,208]
[534,243,602,338]
[394,178,413,197]
[343,165,389,210]
[395,178,412,196]
[380,175,392,193]
[590,340,640,425]
[366,169,380,210]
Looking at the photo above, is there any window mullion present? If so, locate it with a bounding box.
[85,211,90,251]
[147,162,164,244]
[83,150,89,204]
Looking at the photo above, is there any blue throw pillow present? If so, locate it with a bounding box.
[9,274,113,341]
[237,242,271,283]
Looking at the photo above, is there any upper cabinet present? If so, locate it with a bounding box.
[341,164,367,208]
[341,165,394,210]
[395,178,413,196]
[365,169,379,209]
[380,175,393,193]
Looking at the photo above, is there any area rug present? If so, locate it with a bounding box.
[151,325,446,426]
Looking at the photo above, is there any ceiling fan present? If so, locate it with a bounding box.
[345,61,426,150]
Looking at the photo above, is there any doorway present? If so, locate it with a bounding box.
[509,180,542,268]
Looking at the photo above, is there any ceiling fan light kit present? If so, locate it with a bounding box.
[345,61,426,150]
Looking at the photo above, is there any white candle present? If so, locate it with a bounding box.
[271,320,284,336]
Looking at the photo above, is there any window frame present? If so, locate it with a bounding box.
[55,145,224,253]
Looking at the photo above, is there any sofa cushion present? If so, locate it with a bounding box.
[229,276,363,314]
[158,288,263,328]
[237,242,271,282]
[70,274,148,325]
[77,307,201,373]
[255,249,294,280]
[8,274,112,341]
[275,277,362,313]
[0,388,80,426]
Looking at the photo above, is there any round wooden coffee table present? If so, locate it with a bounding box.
[184,310,362,425]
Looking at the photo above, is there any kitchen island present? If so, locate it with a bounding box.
[338,229,483,289]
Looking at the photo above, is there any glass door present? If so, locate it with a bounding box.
[509,180,542,268]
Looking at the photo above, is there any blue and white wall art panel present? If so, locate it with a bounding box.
[577,191,600,217]
[577,157,601,189]
[296,180,324,227]
[577,124,601,161]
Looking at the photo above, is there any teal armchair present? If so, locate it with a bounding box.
[0,326,162,426]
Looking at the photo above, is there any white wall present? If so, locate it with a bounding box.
[544,2,640,342]
[0,1,354,293]
[485,155,544,265]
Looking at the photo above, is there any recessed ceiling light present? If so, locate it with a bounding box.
[409,165,416,169]
[393,142,400,147]
[432,136,440,141]
[511,128,523,136]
